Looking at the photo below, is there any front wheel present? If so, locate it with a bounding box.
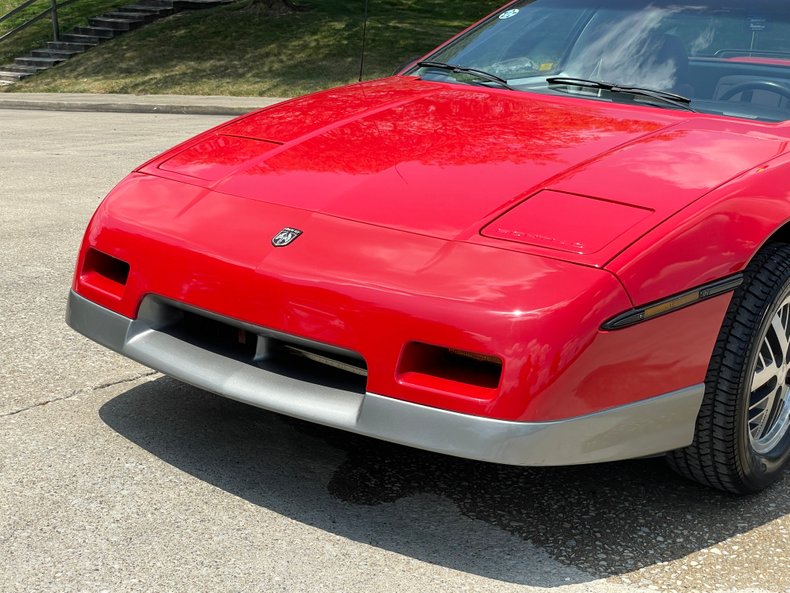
[668,243,790,494]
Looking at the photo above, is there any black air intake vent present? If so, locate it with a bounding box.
[153,303,368,394]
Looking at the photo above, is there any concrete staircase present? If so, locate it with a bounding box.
[0,0,227,85]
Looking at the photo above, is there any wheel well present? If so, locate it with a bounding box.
[739,221,790,281]
[767,221,790,246]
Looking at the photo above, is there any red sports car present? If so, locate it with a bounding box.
[68,0,790,494]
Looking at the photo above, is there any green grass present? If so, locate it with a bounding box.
[2,0,503,96]
[0,0,129,64]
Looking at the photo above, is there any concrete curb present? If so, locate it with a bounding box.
[0,93,287,116]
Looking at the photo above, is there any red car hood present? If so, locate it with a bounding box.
[141,77,787,265]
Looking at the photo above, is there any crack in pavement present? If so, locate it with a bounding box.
[0,370,159,418]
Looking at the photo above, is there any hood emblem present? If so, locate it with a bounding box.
[272,227,303,247]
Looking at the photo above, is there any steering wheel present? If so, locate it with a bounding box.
[719,80,790,102]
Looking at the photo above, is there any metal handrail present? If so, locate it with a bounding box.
[0,0,79,44]
[0,0,40,25]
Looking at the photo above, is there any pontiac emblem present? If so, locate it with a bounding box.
[272,227,303,247]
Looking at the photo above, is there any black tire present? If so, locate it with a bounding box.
[667,243,790,494]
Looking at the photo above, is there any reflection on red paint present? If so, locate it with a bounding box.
[159,135,281,181]
[75,74,790,423]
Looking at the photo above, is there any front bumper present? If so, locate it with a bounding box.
[67,290,704,466]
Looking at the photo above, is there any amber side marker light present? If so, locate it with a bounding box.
[602,275,743,330]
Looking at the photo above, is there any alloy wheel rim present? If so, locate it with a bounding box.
[749,295,790,454]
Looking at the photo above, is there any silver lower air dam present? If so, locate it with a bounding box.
[66,290,705,466]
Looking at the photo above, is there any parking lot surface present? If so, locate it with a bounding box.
[0,109,788,593]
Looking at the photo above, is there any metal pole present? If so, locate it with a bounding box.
[50,0,59,41]
[358,0,369,82]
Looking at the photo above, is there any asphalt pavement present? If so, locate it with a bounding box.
[0,106,788,593]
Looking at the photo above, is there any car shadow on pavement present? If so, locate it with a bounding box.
[100,377,789,587]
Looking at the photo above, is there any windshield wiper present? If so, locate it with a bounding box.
[416,61,515,90]
[546,77,696,112]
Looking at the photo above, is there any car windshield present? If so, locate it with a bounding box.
[412,0,790,122]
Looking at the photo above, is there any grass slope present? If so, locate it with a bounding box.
[3,0,503,96]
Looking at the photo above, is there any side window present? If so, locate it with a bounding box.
[671,13,790,58]
[752,21,790,56]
